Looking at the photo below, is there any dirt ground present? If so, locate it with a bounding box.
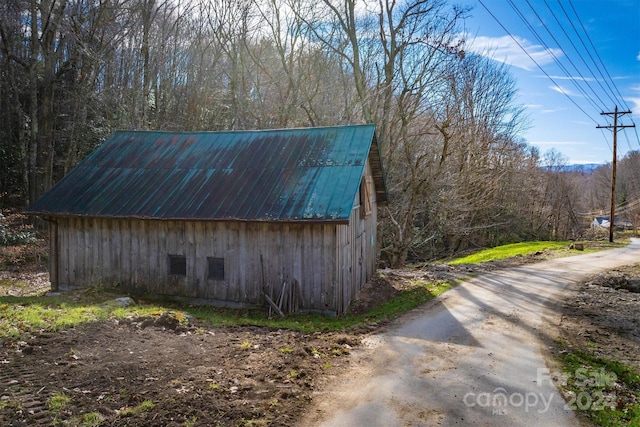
[0,277,360,426]
[554,263,640,371]
[1,244,639,426]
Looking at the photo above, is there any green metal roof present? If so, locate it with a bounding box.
[26,124,387,222]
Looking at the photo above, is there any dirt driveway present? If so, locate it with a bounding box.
[298,239,640,427]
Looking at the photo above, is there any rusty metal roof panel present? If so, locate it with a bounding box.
[26,124,385,222]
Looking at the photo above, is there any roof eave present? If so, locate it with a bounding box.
[24,211,351,225]
[368,132,389,205]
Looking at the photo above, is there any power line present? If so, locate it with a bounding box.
[597,128,612,152]
[521,0,610,110]
[622,127,633,152]
[577,197,640,218]
[542,0,619,108]
[505,0,606,113]
[616,198,640,215]
[478,0,639,152]
[477,0,600,125]
[566,0,631,112]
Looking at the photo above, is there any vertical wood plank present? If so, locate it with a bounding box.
[65,217,73,286]
[292,224,303,307]
[323,223,336,313]
[299,225,310,307]
[109,219,119,286]
[240,222,250,302]
[146,220,157,290]
[92,218,99,285]
[121,220,131,288]
[48,219,58,290]
[142,219,151,288]
[68,217,78,285]
[203,221,215,299]
[225,222,234,301]
[131,219,138,288]
[165,220,173,293]
[187,221,197,297]
[101,219,110,285]
[58,218,68,287]
[192,221,203,298]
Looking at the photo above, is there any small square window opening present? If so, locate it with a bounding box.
[208,257,225,280]
[168,254,187,276]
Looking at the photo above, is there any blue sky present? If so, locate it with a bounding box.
[459,0,640,164]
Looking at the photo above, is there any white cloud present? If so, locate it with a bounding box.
[550,85,577,96]
[626,85,640,119]
[637,52,640,61]
[627,97,640,119]
[546,75,596,82]
[463,34,562,71]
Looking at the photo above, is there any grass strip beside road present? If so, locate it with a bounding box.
[448,241,572,264]
[189,280,452,333]
[557,350,640,427]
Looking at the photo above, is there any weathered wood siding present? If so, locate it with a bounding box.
[336,161,379,314]
[52,217,344,312]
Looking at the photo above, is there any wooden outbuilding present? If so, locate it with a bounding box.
[26,125,388,315]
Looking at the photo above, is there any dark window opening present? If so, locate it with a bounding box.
[168,255,187,276]
[208,257,225,280]
[359,176,372,218]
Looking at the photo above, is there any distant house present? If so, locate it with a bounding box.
[591,217,610,229]
[591,216,633,230]
[26,125,388,315]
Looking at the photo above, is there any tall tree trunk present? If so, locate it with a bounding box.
[28,0,39,204]
[40,0,68,193]
[141,0,157,130]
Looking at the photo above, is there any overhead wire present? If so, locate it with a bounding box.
[565,0,631,112]
[576,198,640,218]
[598,128,612,152]
[542,0,619,109]
[565,0,639,150]
[622,127,633,152]
[478,0,639,152]
[520,0,610,111]
[477,0,600,126]
[615,198,640,216]
[578,200,640,223]
[505,0,606,113]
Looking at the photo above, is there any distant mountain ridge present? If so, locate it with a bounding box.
[560,163,602,173]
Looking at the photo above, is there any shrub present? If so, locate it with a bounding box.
[0,212,37,246]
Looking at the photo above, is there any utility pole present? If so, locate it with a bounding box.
[597,106,635,243]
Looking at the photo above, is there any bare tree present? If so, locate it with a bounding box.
[294,0,471,265]
[538,149,582,239]
[0,0,587,261]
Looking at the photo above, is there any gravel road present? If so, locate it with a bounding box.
[299,239,640,427]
